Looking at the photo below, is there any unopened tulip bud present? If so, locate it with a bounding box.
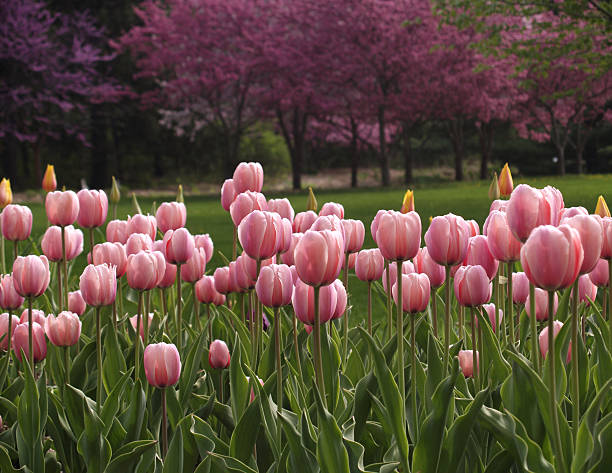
[306,186,317,212]
[12,322,46,362]
[488,172,500,200]
[68,290,86,316]
[0,178,12,208]
[176,184,184,203]
[498,163,513,197]
[208,339,231,369]
[401,189,414,213]
[110,176,120,204]
[45,311,81,347]
[19,308,46,326]
[42,164,57,192]
[595,195,610,218]
[131,192,142,214]
[0,274,24,310]
[130,313,154,340]
[143,342,181,388]
[539,321,571,363]
[1,205,33,241]
[458,350,479,378]
[0,313,20,350]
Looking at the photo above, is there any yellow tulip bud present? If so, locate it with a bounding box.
[498,163,513,197]
[177,184,184,203]
[42,164,57,192]
[401,189,414,213]
[131,192,142,214]
[306,186,317,212]
[595,195,610,218]
[488,172,500,200]
[110,176,120,204]
[0,178,12,208]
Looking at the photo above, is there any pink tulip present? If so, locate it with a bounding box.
[157,259,177,289]
[376,211,421,261]
[126,251,166,291]
[194,234,214,263]
[277,218,293,255]
[512,272,530,305]
[68,290,86,316]
[294,230,344,287]
[575,274,597,305]
[267,198,295,222]
[562,215,603,274]
[541,186,564,226]
[256,264,293,307]
[413,247,446,288]
[539,321,571,363]
[392,273,430,313]
[195,276,221,304]
[341,219,365,254]
[12,322,46,362]
[45,311,81,347]
[355,248,384,282]
[466,220,480,237]
[213,266,232,294]
[425,213,469,266]
[454,265,492,307]
[156,202,187,233]
[230,191,267,227]
[233,162,264,194]
[486,211,522,262]
[506,184,548,242]
[589,259,609,287]
[458,350,479,378]
[45,191,80,226]
[127,214,157,240]
[1,205,32,241]
[221,179,237,211]
[343,252,357,270]
[93,242,127,277]
[41,225,84,262]
[79,264,117,307]
[602,217,612,260]
[280,232,302,266]
[292,277,340,325]
[289,265,298,284]
[464,235,499,280]
[370,210,390,245]
[382,261,415,293]
[481,303,503,332]
[212,292,226,306]
[181,248,207,283]
[12,255,50,297]
[209,339,231,369]
[330,280,347,320]
[526,288,558,321]
[304,324,313,335]
[125,233,153,256]
[143,342,181,388]
[130,313,154,340]
[312,214,346,237]
[0,313,19,350]
[319,202,344,219]
[0,274,24,310]
[106,219,129,244]
[77,189,108,228]
[560,206,588,220]
[238,210,281,260]
[163,228,195,264]
[19,308,46,326]
[520,225,584,290]
[489,199,508,214]
[293,211,317,233]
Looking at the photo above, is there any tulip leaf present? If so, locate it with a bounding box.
[353,372,375,442]
[76,397,112,473]
[163,420,184,473]
[229,396,261,466]
[587,319,612,392]
[229,334,250,425]
[70,340,96,390]
[278,411,318,473]
[218,305,252,362]
[425,332,444,412]
[586,417,612,473]
[207,452,257,473]
[179,327,208,409]
[474,308,511,383]
[313,386,351,473]
[101,369,132,437]
[102,325,127,396]
[0,445,25,472]
[16,360,39,448]
[105,440,157,473]
[245,365,280,461]
[123,380,146,443]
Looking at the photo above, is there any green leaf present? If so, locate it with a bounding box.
[474,308,511,383]
[179,328,208,409]
[162,421,184,473]
[17,360,40,447]
[207,452,257,473]
[76,399,112,473]
[587,417,612,473]
[278,411,318,473]
[0,444,25,472]
[229,398,261,466]
[353,373,375,442]
[123,380,146,443]
[101,370,132,437]
[105,440,157,473]
[102,325,127,395]
[313,386,350,473]
[425,333,444,412]
[70,340,96,389]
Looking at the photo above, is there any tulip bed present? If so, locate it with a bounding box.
[0,166,611,473]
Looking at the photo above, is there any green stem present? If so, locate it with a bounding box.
[135,292,143,381]
[207,304,212,344]
[143,292,150,346]
[249,290,255,362]
[88,228,95,263]
[193,284,201,332]
[161,388,168,459]
[161,288,168,333]
[530,283,540,372]
[6,311,12,369]
[507,262,514,345]
[57,262,63,313]
[458,306,464,342]
[313,286,326,406]
[471,307,478,390]
[548,290,566,473]
[343,253,350,366]
[176,264,182,353]
[118,281,124,326]
[256,259,262,367]
[444,265,451,375]
[1,232,5,274]
[431,288,438,338]
[385,260,392,340]
[571,278,580,443]
[293,311,302,377]
[62,227,69,310]
[28,297,33,366]
[274,306,283,444]
[609,259,612,349]
[96,306,102,412]
[112,299,117,332]
[13,240,18,264]
[367,281,372,336]
[64,346,70,385]
[411,313,417,442]
[232,225,237,261]
[396,260,405,429]
[497,273,505,346]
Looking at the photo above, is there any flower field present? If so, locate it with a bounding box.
[0,165,611,473]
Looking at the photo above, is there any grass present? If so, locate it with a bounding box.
[10,173,612,323]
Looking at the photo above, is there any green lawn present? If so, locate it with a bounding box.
[13,173,612,322]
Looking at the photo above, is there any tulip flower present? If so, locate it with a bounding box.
[539,321,571,364]
[595,195,610,218]
[463,236,498,281]
[77,189,108,230]
[229,191,267,227]
[19,309,46,327]
[156,202,187,233]
[1,204,32,242]
[425,213,469,266]
[454,265,491,307]
[376,211,421,262]
[267,198,295,222]
[233,162,264,194]
[127,214,157,240]
[392,273,430,314]
[562,215,603,275]
[306,186,318,212]
[42,164,57,192]
[45,311,81,347]
[280,232,302,266]
[560,206,588,220]
[319,202,344,219]
[42,225,83,263]
[512,272,530,305]
[481,303,503,333]
[0,274,24,310]
[355,249,384,283]
[126,233,153,256]
[106,219,129,244]
[486,211,521,263]
[293,211,317,233]
[276,218,293,255]
[0,178,12,209]
[12,322,46,363]
[458,350,479,378]
[488,172,500,200]
[294,230,343,288]
[541,186,565,226]
[400,189,414,213]
[292,278,340,326]
[256,264,293,308]
[129,313,154,341]
[143,342,181,458]
[589,259,608,287]
[575,274,597,305]
[0,313,19,352]
[221,179,237,212]
[213,266,232,295]
[209,339,231,369]
[506,184,547,242]
[382,261,415,293]
[68,290,86,316]
[498,163,513,197]
[194,234,214,263]
[238,210,282,260]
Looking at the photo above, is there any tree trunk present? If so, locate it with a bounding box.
[447,119,464,181]
[350,119,359,188]
[90,104,109,188]
[378,106,390,187]
[477,122,494,180]
[3,136,19,183]
[402,124,413,185]
[557,145,566,176]
[33,139,42,185]
[277,108,307,190]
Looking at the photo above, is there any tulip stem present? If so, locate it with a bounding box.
[135,291,143,382]
[471,307,478,390]
[27,297,33,366]
[571,278,579,443]
[88,228,95,262]
[410,313,418,442]
[57,262,63,313]
[1,233,5,274]
[161,288,168,333]
[112,301,117,331]
[292,311,302,378]
[313,286,326,407]
[444,265,451,375]
[385,260,392,340]
[118,282,124,326]
[207,304,212,344]
[176,264,182,354]
[13,240,18,263]
[144,293,150,346]
[96,306,102,412]
[431,288,438,338]
[256,259,262,367]
[609,260,612,348]
[193,284,201,332]
[232,226,237,261]
[458,306,464,341]
[161,388,168,459]
[7,311,13,369]
[343,252,350,367]
[507,262,515,345]
[64,346,70,385]
[249,290,255,362]
[367,281,372,336]
[530,283,540,373]
[548,290,566,473]
[274,306,283,443]
[396,260,405,430]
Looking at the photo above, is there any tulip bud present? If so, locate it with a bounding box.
[42,164,57,192]
[595,195,610,218]
[79,264,117,307]
[68,290,86,316]
[498,163,513,197]
[458,350,479,378]
[12,322,47,362]
[401,189,414,213]
[0,178,12,208]
[12,255,50,297]
[45,311,81,347]
[110,176,120,204]
[0,313,20,350]
[131,192,142,214]
[130,313,154,340]
[539,321,571,363]
[208,339,231,369]
[488,172,500,200]
[0,274,24,310]
[176,184,184,203]
[143,342,181,388]
[306,186,317,212]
